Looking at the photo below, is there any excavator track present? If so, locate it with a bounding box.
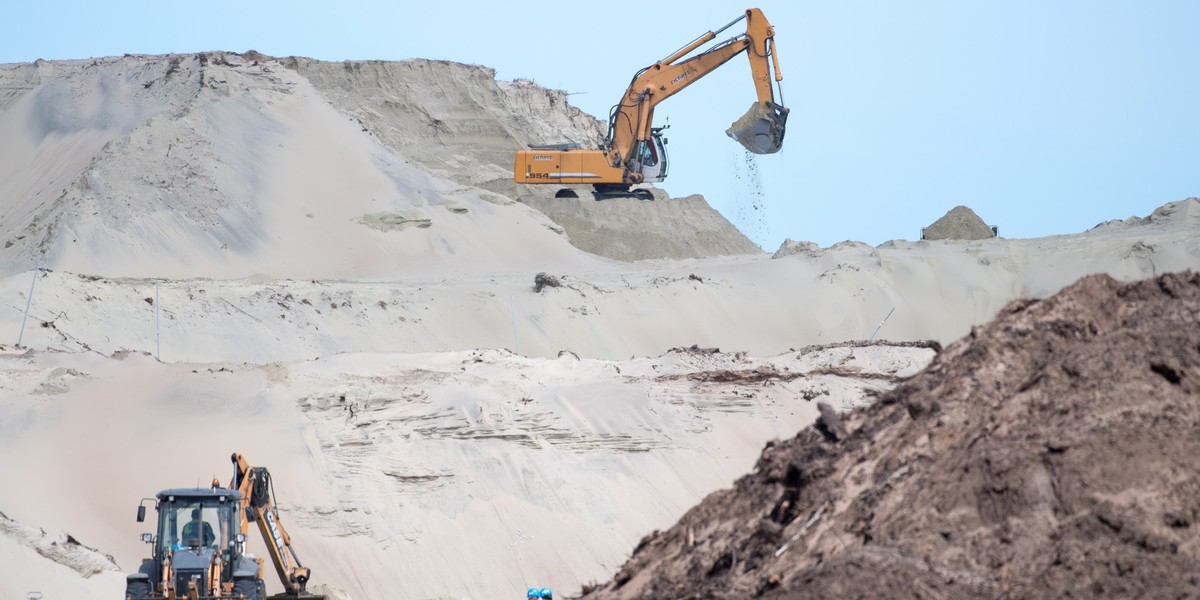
[592,184,655,201]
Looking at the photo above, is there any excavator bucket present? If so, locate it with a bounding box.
[726,101,789,154]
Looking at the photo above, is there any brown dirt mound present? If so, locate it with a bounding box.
[583,271,1200,599]
[922,205,996,240]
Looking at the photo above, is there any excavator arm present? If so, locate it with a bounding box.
[514,7,787,196]
[230,453,315,598]
[607,7,787,165]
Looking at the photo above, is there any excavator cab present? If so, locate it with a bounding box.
[633,126,670,184]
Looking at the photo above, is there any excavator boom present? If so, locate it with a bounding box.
[609,8,786,160]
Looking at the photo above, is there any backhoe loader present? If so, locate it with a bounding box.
[123,453,326,600]
[514,7,787,200]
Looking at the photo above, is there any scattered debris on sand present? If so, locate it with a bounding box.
[584,271,1200,599]
[533,272,563,292]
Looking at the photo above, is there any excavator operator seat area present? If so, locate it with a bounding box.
[632,132,669,183]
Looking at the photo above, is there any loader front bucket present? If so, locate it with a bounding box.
[726,101,789,154]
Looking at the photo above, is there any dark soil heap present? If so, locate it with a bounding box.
[584,271,1200,599]
[923,205,996,240]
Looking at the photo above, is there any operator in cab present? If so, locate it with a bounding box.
[182,508,216,547]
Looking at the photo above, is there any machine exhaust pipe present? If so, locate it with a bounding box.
[726,101,789,154]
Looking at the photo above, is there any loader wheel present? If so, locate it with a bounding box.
[125,580,151,599]
[233,577,261,600]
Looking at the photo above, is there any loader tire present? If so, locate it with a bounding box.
[125,579,151,599]
[233,577,262,600]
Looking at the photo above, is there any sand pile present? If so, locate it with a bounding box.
[922,205,996,240]
[583,271,1200,599]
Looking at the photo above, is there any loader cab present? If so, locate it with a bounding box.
[131,487,268,600]
[146,488,242,557]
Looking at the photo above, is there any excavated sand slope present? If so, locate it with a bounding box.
[584,271,1200,599]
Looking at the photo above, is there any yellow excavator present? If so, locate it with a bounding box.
[513,7,787,200]
[124,453,325,600]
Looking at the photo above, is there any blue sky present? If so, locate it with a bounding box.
[4,1,1198,249]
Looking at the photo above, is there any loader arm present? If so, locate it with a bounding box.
[230,452,313,597]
